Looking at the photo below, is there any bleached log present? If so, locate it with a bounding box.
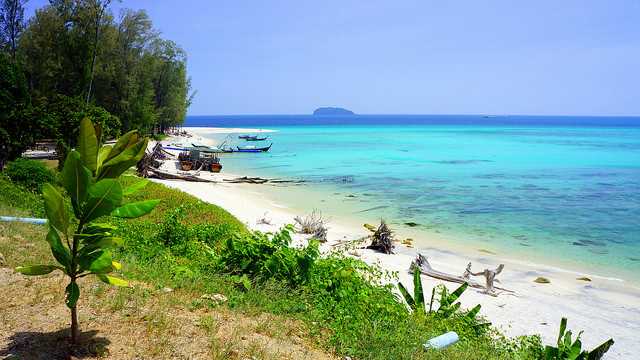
[410,254,514,295]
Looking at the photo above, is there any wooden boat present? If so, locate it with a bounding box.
[236,144,272,153]
[245,136,268,141]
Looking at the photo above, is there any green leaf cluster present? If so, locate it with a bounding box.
[16,117,158,317]
[543,318,614,360]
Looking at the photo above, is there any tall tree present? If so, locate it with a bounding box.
[84,0,112,104]
[0,0,27,59]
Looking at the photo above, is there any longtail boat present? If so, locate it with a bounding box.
[236,144,272,153]
[245,136,268,141]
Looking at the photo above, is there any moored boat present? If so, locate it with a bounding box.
[236,144,272,152]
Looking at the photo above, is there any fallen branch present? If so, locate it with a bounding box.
[410,254,514,295]
[223,176,269,184]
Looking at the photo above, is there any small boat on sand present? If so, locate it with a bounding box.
[236,144,272,153]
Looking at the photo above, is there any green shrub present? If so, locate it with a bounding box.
[218,226,320,286]
[0,175,45,216]
[4,158,56,192]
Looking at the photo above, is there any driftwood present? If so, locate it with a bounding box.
[466,263,506,296]
[223,176,269,184]
[367,221,394,254]
[223,176,305,184]
[410,254,513,295]
[146,167,215,183]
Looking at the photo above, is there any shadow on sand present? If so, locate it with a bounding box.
[0,328,110,359]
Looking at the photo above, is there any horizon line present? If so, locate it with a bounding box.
[186,113,640,118]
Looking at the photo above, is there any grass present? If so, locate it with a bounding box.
[0,173,544,359]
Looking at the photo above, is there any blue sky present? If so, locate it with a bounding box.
[26,1,640,116]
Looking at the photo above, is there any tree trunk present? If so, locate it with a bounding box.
[70,304,78,344]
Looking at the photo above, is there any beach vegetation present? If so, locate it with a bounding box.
[14,118,158,344]
[3,157,55,192]
[543,318,614,360]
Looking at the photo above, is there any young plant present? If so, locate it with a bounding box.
[399,270,482,324]
[398,268,426,314]
[435,282,479,319]
[543,317,614,360]
[15,118,159,344]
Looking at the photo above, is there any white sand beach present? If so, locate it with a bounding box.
[154,128,640,359]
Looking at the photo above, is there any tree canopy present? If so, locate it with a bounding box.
[0,0,192,166]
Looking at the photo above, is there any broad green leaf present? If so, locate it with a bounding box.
[60,150,92,212]
[42,183,68,235]
[111,199,159,218]
[466,304,481,320]
[122,179,149,196]
[16,265,61,275]
[97,274,128,287]
[97,138,148,179]
[413,268,425,311]
[46,227,71,271]
[65,282,80,309]
[103,130,139,164]
[448,282,468,304]
[558,317,568,346]
[80,235,122,251]
[78,117,98,172]
[83,179,123,223]
[89,251,113,273]
[397,282,416,311]
[83,223,116,234]
[97,145,112,171]
[587,339,614,360]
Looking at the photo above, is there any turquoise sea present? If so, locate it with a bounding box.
[186,115,640,281]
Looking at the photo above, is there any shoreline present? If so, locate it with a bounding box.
[157,128,640,358]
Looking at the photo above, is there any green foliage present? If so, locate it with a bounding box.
[398,268,426,314]
[15,118,158,343]
[218,225,320,286]
[3,157,55,192]
[543,318,614,360]
[4,170,549,359]
[0,174,44,216]
[0,52,36,167]
[18,4,190,135]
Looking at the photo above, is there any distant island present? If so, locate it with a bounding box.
[313,107,355,115]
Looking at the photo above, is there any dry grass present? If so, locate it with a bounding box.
[0,220,335,360]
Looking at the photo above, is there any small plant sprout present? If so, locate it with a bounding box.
[15,118,159,344]
[543,317,614,360]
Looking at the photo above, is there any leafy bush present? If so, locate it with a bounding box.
[0,175,45,216]
[544,318,613,360]
[4,158,56,192]
[218,226,319,286]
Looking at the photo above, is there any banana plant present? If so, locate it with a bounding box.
[543,318,614,360]
[16,118,159,344]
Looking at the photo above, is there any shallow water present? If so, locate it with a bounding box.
[187,115,640,281]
